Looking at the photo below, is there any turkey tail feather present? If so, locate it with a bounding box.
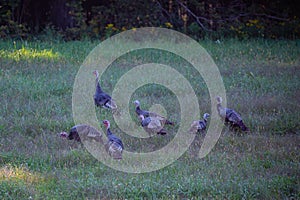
[238,121,249,132]
[158,128,167,135]
[165,120,174,125]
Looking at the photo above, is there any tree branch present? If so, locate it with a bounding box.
[253,13,289,21]
[155,0,172,21]
[175,0,213,31]
[175,0,289,31]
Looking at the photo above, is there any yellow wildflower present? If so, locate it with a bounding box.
[165,22,173,28]
[105,24,114,29]
[248,19,259,24]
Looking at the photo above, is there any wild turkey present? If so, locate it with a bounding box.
[102,120,124,159]
[59,124,103,143]
[189,113,210,133]
[138,115,168,136]
[93,70,117,110]
[133,100,174,125]
[216,96,249,131]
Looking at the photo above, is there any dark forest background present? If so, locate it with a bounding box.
[1,0,300,40]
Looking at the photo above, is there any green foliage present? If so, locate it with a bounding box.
[0,180,32,199]
[0,1,300,40]
[0,0,29,38]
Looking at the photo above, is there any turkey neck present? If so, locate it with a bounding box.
[217,102,228,118]
[95,75,103,93]
[217,102,223,113]
[106,127,113,135]
[136,105,142,114]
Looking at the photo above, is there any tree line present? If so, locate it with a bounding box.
[1,0,299,40]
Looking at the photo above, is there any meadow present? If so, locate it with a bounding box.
[0,37,299,199]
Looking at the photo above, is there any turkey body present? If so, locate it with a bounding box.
[103,120,123,159]
[190,113,210,133]
[93,70,117,110]
[139,115,168,136]
[216,97,249,131]
[60,124,103,143]
[134,100,174,125]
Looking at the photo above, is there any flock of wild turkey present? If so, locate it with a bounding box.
[60,70,249,160]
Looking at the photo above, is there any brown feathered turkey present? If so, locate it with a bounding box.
[102,120,124,159]
[134,100,174,125]
[59,124,104,143]
[216,96,249,131]
[138,115,168,136]
[189,113,210,134]
[93,70,117,110]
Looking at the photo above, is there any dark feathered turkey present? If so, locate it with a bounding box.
[139,115,168,136]
[102,120,123,159]
[93,70,117,110]
[190,113,210,133]
[216,96,249,131]
[134,100,174,125]
[59,124,103,143]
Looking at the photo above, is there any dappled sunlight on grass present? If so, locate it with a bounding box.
[0,47,60,61]
[0,165,45,185]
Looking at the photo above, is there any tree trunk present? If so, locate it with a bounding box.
[49,0,74,30]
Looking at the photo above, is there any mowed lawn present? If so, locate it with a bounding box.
[0,38,299,199]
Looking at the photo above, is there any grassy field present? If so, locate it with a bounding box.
[0,37,299,199]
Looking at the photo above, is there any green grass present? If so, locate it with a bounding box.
[0,38,299,199]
